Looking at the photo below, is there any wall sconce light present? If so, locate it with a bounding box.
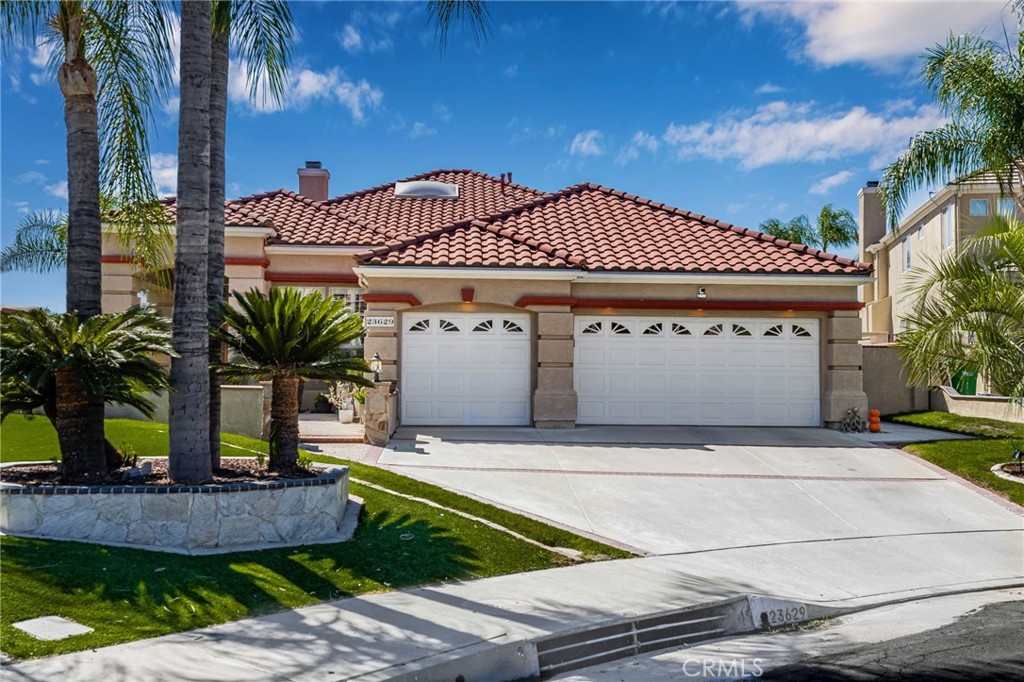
[697,287,707,299]
[369,352,383,382]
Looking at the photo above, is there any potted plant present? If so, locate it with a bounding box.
[327,382,355,423]
[312,393,333,413]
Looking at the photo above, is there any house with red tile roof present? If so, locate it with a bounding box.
[102,163,873,431]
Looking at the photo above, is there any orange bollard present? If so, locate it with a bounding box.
[869,408,882,433]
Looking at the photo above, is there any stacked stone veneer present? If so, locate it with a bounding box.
[0,466,349,554]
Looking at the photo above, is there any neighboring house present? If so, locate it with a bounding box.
[858,174,1022,344]
[102,164,873,429]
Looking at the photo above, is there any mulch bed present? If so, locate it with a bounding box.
[998,463,1024,479]
[0,458,318,488]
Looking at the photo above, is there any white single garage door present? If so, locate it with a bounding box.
[575,316,820,426]
[401,313,532,425]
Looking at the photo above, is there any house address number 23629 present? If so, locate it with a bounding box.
[364,315,396,328]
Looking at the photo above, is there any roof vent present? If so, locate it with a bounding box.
[305,161,322,169]
[865,180,879,188]
[394,180,460,199]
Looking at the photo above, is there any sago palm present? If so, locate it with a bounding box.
[0,306,172,481]
[880,25,1024,226]
[898,215,1024,402]
[213,289,372,471]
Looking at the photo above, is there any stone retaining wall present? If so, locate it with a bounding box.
[0,465,349,554]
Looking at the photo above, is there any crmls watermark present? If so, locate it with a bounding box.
[675,657,765,678]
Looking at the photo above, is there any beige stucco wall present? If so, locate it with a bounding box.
[862,345,930,416]
[931,387,1024,424]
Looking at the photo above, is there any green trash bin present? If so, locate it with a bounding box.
[951,368,978,395]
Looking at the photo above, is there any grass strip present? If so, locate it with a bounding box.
[0,482,571,660]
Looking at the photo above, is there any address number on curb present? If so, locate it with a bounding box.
[763,605,807,626]
[365,315,395,328]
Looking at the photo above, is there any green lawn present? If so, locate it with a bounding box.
[892,411,1024,507]
[0,415,632,659]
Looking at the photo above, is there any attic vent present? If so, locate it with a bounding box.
[394,180,459,199]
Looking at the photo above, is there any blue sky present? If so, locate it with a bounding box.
[1,0,1016,310]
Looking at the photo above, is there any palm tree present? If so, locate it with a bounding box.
[898,215,1024,402]
[213,289,372,471]
[1,306,172,482]
[880,26,1024,227]
[169,0,213,484]
[759,204,858,253]
[3,1,174,472]
[207,0,293,469]
[816,204,858,253]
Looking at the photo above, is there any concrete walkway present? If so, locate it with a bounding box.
[6,529,1022,681]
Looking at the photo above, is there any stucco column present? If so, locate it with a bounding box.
[822,310,868,428]
[362,305,403,383]
[531,306,577,428]
[101,263,137,313]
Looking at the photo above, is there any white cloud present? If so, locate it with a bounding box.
[34,159,49,166]
[504,64,518,78]
[150,153,177,197]
[339,25,363,53]
[662,100,947,170]
[616,131,660,165]
[13,201,30,214]
[742,1,1013,68]
[755,82,783,95]
[228,61,382,121]
[17,171,47,185]
[507,119,566,144]
[569,129,605,157]
[433,103,451,122]
[809,169,856,196]
[409,122,436,138]
[45,180,68,199]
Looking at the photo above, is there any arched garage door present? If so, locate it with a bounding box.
[401,313,532,425]
[574,316,820,426]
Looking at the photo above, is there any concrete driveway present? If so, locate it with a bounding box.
[377,426,1022,555]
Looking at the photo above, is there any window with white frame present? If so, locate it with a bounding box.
[999,197,1017,216]
[941,203,955,250]
[903,236,911,271]
[969,198,988,216]
[329,287,365,314]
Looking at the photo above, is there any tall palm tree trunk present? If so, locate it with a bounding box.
[54,368,105,481]
[270,374,300,470]
[169,0,213,484]
[57,2,108,473]
[208,17,229,470]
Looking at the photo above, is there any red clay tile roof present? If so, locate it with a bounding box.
[320,169,547,240]
[157,170,545,246]
[357,183,872,275]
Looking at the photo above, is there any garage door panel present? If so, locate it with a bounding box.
[576,316,819,426]
[402,314,531,425]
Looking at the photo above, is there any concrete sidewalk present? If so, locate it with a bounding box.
[7,528,1023,682]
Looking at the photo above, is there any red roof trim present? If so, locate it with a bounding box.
[515,295,863,311]
[362,292,421,307]
[103,255,270,268]
[265,272,359,284]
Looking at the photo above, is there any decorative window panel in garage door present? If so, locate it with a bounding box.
[401,313,532,425]
[574,316,820,426]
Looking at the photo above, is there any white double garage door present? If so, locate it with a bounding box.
[401,313,820,427]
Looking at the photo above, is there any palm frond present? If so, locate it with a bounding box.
[0,209,67,273]
[226,0,294,109]
[87,1,176,276]
[426,0,489,52]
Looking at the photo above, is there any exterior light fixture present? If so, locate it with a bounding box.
[697,287,707,299]
[370,353,383,382]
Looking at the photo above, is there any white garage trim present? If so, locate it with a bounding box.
[574,316,820,426]
[401,312,532,426]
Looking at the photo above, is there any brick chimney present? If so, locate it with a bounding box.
[297,161,329,201]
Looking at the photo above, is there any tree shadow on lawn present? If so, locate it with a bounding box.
[0,495,509,659]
